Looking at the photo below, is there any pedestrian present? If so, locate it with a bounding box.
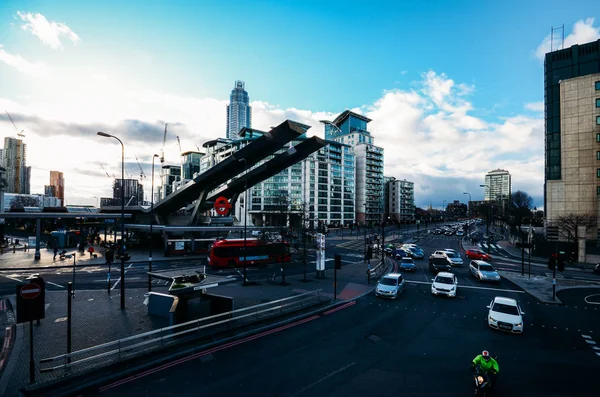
[53,245,58,260]
[88,245,95,258]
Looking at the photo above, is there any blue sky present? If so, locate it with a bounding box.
[0,0,599,208]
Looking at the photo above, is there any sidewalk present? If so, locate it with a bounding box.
[0,254,386,396]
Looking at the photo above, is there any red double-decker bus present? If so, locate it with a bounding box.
[207,238,291,268]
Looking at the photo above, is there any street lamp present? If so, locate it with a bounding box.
[148,153,159,292]
[463,192,471,218]
[480,184,491,254]
[97,131,126,310]
[442,200,447,222]
[237,157,249,286]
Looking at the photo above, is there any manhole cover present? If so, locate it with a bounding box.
[366,334,381,342]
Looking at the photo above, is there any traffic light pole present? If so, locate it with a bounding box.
[552,260,557,301]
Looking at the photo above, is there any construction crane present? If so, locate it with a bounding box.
[160,123,168,164]
[135,155,146,179]
[5,111,25,137]
[99,164,114,180]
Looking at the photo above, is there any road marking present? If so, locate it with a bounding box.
[0,274,23,283]
[585,340,596,345]
[404,280,524,293]
[323,301,356,316]
[584,294,600,305]
[290,362,356,397]
[46,281,65,289]
[582,335,592,339]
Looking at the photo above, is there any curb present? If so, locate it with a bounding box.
[498,273,562,305]
[21,297,354,397]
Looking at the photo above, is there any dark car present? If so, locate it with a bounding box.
[429,254,452,273]
[394,248,408,259]
[398,257,417,272]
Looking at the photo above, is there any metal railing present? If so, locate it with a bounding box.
[368,258,390,279]
[40,290,326,375]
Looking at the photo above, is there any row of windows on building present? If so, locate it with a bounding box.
[594,80,600,195]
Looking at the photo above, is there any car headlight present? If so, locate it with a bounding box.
[515,322,522,327]
[489,316,497,322]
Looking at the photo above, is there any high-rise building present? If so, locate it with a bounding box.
[386,177,415,222]
[325,110,384,225]
[44,185,56,197]
[112,178,144,206]
[158,165,181,200]
[181,151,203,180]
[226,80,252,140]
[1,137,30,194]
[544,39,600,224]
[49,170,64,205]
[484,169,511,201]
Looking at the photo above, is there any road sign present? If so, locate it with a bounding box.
[20,284,41,300]
[16,276,46,323]
[214,196,231,216]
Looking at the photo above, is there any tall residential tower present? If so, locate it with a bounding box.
[226,80,252,140]
[0,137,30,194]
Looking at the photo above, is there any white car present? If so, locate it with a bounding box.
[431,272,458,298]
[375,273,405,299]
[443,250,463,266]
[487,296,524,334]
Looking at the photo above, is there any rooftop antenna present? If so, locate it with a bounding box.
[550,25,565,52]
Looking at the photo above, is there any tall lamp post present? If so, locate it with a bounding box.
[442,200,447,222]
[237,157,249,286]
[97,131,126,310]
[480,184,491,254]
[148,154,159,292]
[463,192,471,218]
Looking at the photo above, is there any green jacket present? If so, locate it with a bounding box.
[473,355,499,373]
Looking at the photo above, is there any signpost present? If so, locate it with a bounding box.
[16,275,46,384]
[214,196,232,216]
[316,233,325,278]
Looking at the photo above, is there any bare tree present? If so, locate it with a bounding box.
[556,213,597,243]
[510,191,533,227]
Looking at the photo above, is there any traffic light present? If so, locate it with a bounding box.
[557,257,565,272]
[335,254,342,269]
[548,255,556,270]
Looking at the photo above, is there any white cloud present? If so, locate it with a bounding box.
[525,102,544,112]
[535,18,600,60]
[0,70,544,207]
[0,46,52,79]
[16,11,80,49]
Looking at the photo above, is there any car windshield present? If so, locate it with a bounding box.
[380,278,397,286]
[435,276,454,284]
[492,302,519,315]
[445,252,458,258]
[479,264,495,272]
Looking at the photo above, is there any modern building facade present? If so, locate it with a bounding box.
[1,137,30,194]
[226,80,252,140]
[49,170,64,205]
[112,178,144,206]
[200,127,355,228]
[484,169,511,202]
[2,193,61,211]
[324,110,384,225]
[181,151,203,180]
[386,177,415,222]
[158,165,182,200]
[544,39,600,226]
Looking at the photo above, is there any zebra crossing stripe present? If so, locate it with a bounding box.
[585,340,596,345]
[582,334,592,339]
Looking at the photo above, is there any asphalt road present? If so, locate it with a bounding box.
[86,272,600,396]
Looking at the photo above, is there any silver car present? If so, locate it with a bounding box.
[375,273,405,299]
[469,260,501,282]
[443,250,463,267]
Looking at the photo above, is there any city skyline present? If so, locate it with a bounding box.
[1,2,599,208]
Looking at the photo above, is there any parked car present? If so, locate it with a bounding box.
[443,250,464,267]
[375,273,405,299]
[431,272,458,298]
[429,253,452,273]
[487,296,524,334]
[469,260,501,282]
[465,249,492,261]
[398,257,417,272]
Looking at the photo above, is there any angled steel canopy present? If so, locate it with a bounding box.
[206,136,326,207]
[152,120,309,216]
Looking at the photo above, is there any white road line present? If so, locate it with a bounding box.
[593,346,600,351]
[46,281,65,289]
[0,274,23,283]
[585,340,596,345]
[405,280,524,293]
[582,335,592,339]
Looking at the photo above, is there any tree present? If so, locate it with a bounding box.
[555,213,597,244]
[510,191,533,227]
[10,195,40,208]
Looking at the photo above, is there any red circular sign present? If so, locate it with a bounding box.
[20,283,41,300]
[214,196,232,216]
